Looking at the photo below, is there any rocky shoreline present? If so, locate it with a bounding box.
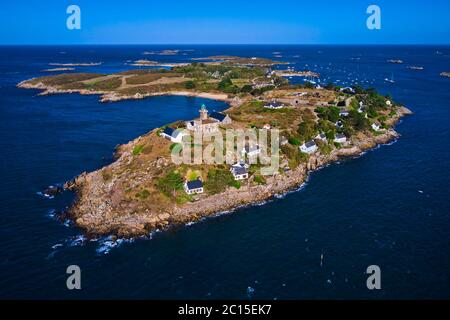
[61,103,411,238]
[17,79,233,104]
[17,79,233,103]
[18,68,412,239]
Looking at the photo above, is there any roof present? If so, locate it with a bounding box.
[335,134,346,139]
[163,127,184,138]
[210,112,227,122]
[265,101,284,107]
[305,140,316,148]
[232,166,248,175]
[163,127,174,136]
[186,179,203,190]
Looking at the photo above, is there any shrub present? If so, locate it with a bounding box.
[288,137,301,146]
[185,80,196,89]
[297,121,316,141]
[136,189,150,200]
[157,170,184,197]
[132,145,144,156]
[241,84,253,93]
[217,78,233,90]
[231,180,241,189]
[253,175,266,185]
[170,143,182,152]
[204,168,235,194]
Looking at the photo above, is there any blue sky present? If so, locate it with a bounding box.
[1,0,449,44]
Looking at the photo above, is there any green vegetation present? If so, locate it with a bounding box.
[317,141,333,155]
[204,168,235,194]
[157,170,184,197]
[136,189,150,200]
[184,80,196,89]
[187,170,201,181]
[34,73,104,86]
[297,120,316,142]
[316,106,340,123]
[253,175,266,185]
[348,110,369,131]
[126,72,182,85]
[230,180,241,189]
[132,145,144,156]
[281,144,309,169]
[170,143,182,152]
[85,77,122,91]
[288,137,301,146]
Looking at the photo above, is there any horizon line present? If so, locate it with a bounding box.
[1,43,450,46]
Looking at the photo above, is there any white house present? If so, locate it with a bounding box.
[315,133,327,142]
[334,134,347,143]
[336,121,344,129]
[161,127,187,143]
[209,111,232,125]
[358,102,365,113]
[340,87,356,94]
[386,100,392,106]
[300,140,318,154]
[339,110,350,117]
[264,101,285,109]
[230,163,249,180]
[371,123,381,131]
[184,179,204,195]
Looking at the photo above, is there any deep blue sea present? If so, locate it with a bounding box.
[0,45,449,299]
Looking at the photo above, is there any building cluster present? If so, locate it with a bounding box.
[162,104,251,195]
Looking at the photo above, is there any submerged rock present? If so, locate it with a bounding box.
[43,185,63,197]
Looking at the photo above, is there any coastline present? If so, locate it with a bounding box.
[61,101,411,238]
[17,68,413,239]
[17,79,233,104]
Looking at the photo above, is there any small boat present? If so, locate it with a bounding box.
[407,66,424,71]
[385,73,395,83]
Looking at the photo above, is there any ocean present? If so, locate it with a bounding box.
[0,45,449,299]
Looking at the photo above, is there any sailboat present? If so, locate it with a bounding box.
[384,73,395,84]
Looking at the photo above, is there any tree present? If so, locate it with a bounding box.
[218,78,233,90]
[185,80,196,89]
[349,110,369,131]
[303,82,314,89]
[204,168,235,195]
[241,84,253,93]
[297,121,316,141]
[327,107,340,123]
[157,170,184,197]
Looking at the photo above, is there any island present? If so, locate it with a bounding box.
[18,57,412,238]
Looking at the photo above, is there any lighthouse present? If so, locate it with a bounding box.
[199,104,208,120]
